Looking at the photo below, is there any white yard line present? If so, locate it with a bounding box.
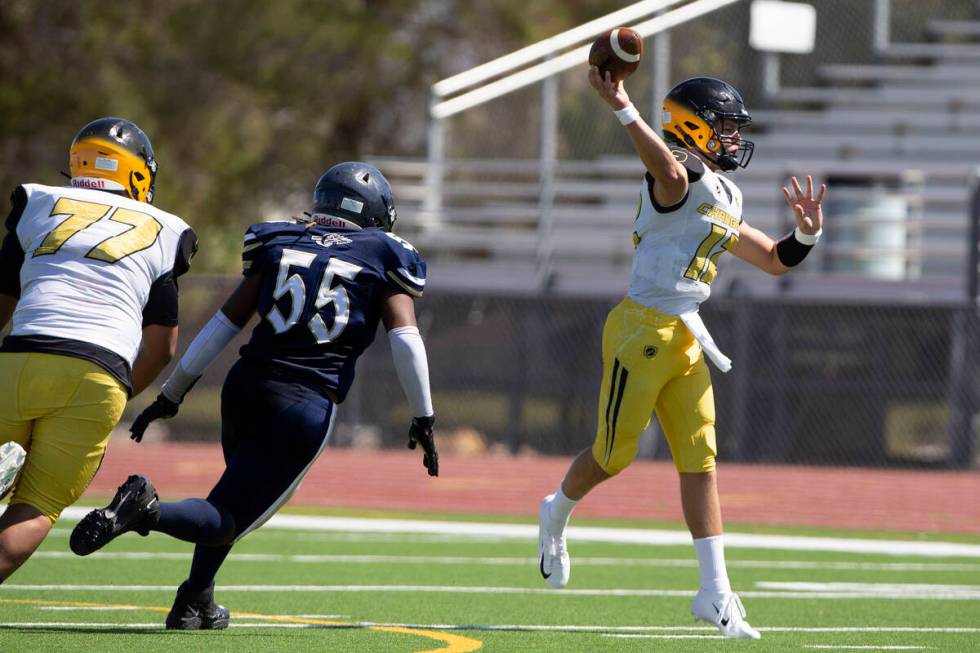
[346,623,980,634]
[49,508,980,558]
[33,606,348,618]
[0,621,322,629]
[5,583,980,600]
[602,634,723,639]
[3,617,977,637]
[29,551,980,572]
[803,646,933,650]
[38,606,142,611]
[757,581,980,598]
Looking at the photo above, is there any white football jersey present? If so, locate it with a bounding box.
[8,183,194,368]
[627,149,743,316]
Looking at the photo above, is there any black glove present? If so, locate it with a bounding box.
[407,415,438,477]
[130,394,180,443]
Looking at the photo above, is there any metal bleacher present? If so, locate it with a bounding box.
[376,14,980,302]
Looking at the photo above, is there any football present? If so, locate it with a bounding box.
[588,27,643,82]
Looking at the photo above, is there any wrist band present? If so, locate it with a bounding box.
[794,226,822,245]
[776,228,820,267]
[614,103,640,126]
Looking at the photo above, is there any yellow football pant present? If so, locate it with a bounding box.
[592,297,717,475]
[0,352,127,523]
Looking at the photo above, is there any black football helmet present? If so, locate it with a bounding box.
[69,117,158,203]
[661,77,754,171]
[310,162,397,231]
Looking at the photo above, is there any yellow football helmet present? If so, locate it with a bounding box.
[69,117,158,203]
[662,77,754,171]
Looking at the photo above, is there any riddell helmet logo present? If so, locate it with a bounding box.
[72,178,106,189]
[308,213,362,230]
[71,177,125,191]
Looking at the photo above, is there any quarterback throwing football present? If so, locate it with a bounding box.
[537,69,826,639]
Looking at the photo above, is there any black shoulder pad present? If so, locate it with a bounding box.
[5,186,28,232]
[670,148,704,181]
[173,228,198,278]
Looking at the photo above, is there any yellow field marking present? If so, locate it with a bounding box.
[0,597,483,652]
[371,625,483,653]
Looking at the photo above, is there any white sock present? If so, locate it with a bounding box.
[547,485,577,531]
[693,535,732,594]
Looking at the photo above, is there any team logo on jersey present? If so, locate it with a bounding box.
[312,233,352,248]
[696,202,740,230]
[643,345,658,358]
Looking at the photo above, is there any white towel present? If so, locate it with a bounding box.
[679,311,732,373]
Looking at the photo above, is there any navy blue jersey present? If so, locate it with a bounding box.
[238,221,426,401]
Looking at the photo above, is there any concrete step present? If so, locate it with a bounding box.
[927,19,980,38]
[883,42,980,61]
[774,85,980,111]
[752,108,980,135]
[816,63,980,85]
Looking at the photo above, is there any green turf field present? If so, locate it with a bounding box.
[1,508,978,652]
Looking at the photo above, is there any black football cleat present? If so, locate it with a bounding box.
[69,474,160,556]
[166,581,230,630]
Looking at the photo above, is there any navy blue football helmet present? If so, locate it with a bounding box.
[662,77,754,171]
[311,162,397,231]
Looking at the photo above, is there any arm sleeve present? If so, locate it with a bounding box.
[388,325,434,418]
[0,187,28,298]
[160,310,241,403]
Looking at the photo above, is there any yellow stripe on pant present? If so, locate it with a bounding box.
[592,297,718,475]
[0,352,127,523]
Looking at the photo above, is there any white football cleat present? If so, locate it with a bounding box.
[691,589,761,639]
[538,495,570,588]
[0,441,27,500]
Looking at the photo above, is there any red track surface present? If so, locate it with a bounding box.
[87,438,980,535]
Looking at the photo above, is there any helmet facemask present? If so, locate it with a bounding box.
[706,114,754,172]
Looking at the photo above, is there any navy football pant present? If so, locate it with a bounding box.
[154,358,335,589]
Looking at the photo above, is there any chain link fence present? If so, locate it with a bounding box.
[134,275,980,471]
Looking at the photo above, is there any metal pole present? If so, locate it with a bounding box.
[969,168,980,302]
[536,59,559,291]
[945,169,980,469]
[762,51,780,97]
[873,0,891,53]
[423,94,445,231]
[650,21,671,124]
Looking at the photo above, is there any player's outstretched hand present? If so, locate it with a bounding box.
[407,415,439,477]
[588,65,631,111]
[130,394,180,443]
[782,175,826,235]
